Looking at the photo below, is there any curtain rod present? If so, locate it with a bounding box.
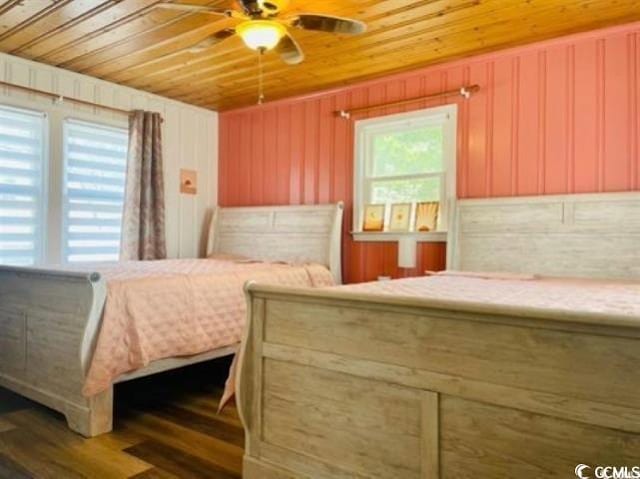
[0,80,148,118]
[335,84,480,119]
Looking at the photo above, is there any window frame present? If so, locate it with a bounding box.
[353,104,457,240]
[0,92,129,265]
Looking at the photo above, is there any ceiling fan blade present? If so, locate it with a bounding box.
[290,14,367,35]
[188,28,236,52]
[276,33,304,65]
[156,2,229,15]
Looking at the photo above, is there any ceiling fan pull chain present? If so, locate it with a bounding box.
[258,47,266,105]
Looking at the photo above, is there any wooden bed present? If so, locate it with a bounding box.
[0,202,343,437]
[237,192,640,478]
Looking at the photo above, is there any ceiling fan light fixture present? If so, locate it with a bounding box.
[236,20,285,51]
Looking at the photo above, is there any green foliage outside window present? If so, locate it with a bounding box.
[371,177,440,204]
[370,126,443,204]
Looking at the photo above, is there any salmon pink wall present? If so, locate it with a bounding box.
[219,22,640,284]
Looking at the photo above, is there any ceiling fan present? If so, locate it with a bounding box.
[156,0,367,65]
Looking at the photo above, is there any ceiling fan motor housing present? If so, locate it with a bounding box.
[238,0,289,17]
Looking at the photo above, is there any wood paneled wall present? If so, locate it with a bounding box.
[0,52,218,261]
[219,22,640,284]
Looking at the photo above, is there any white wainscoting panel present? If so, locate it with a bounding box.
[450,192,640,280]
[0,52,218,262]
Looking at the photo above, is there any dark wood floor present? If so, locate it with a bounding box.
[0,358,244,479]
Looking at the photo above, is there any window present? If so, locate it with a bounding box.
[353,104,456,237]
[62,120,128,263]
[0,105,46,266]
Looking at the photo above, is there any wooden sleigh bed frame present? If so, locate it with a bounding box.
[237,192,640,478]
[0,202,343,437]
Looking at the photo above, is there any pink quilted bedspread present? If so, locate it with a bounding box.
[337,272,640,318]
[79,257,334,397]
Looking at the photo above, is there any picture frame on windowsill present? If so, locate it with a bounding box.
[415,201,439,232]
[388,203,412,232]
[362,204,385,232]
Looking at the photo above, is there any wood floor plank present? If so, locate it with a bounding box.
[5,409,86,448]
[124,440,241,479]
[0,451,32,479]
[176,403,242,429]
[0,428,86,479]
[0,358,243,478]
[12,427,149,478]
[171,394,243,428]
[5,408,152,477]
[129,467,181,479]
[122,411,243,475]
[148,404,244,448]
[0,418,15,434]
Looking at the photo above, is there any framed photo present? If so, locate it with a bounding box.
[389,203,411,232]
[180,169,197,195]
[362,204,385,232]
[415,202,439,232]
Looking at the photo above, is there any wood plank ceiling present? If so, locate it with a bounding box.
[0,0,638,111]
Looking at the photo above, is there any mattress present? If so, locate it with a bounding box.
[73,256,334,396]
[335,271,640,320]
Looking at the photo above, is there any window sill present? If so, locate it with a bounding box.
[351,231,448,243]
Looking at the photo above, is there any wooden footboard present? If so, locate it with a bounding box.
[0,266,111,437]
[237,283,640,478]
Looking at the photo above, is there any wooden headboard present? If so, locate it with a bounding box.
[449,192,640,280]
[207,202,344,284]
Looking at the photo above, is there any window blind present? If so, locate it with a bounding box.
[0,105,46,266]
[62,119,128,263]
